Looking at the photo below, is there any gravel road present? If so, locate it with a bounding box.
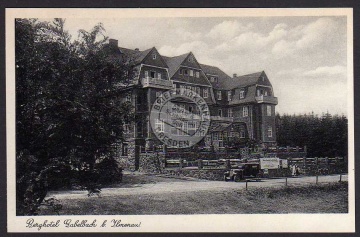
[48,172,348,200]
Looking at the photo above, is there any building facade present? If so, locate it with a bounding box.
[108,39,278,169]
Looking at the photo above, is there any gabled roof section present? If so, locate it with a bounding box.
[200,64,232,89]
[142,47,169,68]
[164,53,212,86]
[118,47,153,65]
[162,53,189,77]
[231,71,265,88]
[181,52,203,69]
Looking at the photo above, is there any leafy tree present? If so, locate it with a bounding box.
[16,18,135,215]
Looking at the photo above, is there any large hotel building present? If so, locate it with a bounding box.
[107,39,278,169]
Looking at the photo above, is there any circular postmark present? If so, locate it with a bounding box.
[150,88,210,148]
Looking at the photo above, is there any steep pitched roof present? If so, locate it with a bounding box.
[200,64,232,89]
[230,71,264,88]
[163,53,212,86]
[118,47,153,64]
[162,53,189,77]
[200,65,264,90]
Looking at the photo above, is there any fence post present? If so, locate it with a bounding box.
[163,145,167,155]
[339,174,342,182]
[246,180,248,190]
[285,177,288,186]
[316,175,318,184]
[179,158,183,169]
[303,158,306,175]
[226,159,231,170]
[325,157,329,170]
[198,159,203,169]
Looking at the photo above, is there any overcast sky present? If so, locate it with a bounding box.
[61,16,348,116]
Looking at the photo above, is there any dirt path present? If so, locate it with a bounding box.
[48,172,347,200]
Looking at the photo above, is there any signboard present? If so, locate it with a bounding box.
[260,157,280,169]
[280,159,288,168]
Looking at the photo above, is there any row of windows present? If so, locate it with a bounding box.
[131,91,271,117]
[154,119,206,137]
[179,68,200,78]
[257,88,271,96]
[135,120,272,139]
[217,90,246,101]
[217,107,248,117]
[145,70,162,79]
[217,106,272,117]
[211,130,246,141]
[210,76,218,83]
[177,84,209,98]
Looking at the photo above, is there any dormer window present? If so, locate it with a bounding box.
[179,69,182,75]
[217,91,222,100]
[195,71,200,78]
[227,91,232,101]
[203,88,208,98]
[240,90,245,99]
[243,106,249,117]
[152,54,157,59]
[158,73,161,79]
[184,69,189,76]
[150,71,156,78]
[210,76,218,83]
[190,70,194,76]
[257,89,261,96]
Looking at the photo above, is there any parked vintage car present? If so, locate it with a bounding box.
[224,163,263,182]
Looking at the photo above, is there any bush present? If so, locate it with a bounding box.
[94,158,123,185]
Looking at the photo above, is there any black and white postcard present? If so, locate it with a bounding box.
[6,8,355,233]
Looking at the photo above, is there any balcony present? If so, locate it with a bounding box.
[255,95,278,104]
[141,77,174,89]
[210,116,234,122]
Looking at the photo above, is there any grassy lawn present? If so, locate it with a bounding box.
[40,181,348,215]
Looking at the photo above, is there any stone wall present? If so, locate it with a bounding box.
[126,140,137,170]
[163,168,226,181]
[115,156,132,170]
[139,152,166,173]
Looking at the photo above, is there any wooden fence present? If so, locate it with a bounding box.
[165,157,347,176]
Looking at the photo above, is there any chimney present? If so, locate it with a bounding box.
[233,73,237,78]
[109,39,118,47]
[135,48,139,51]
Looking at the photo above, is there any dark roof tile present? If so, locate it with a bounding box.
[200,64,232,89]
[162,54,189,77]
[118,47,153,64]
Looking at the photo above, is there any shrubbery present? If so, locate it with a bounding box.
[16,18,133,215]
